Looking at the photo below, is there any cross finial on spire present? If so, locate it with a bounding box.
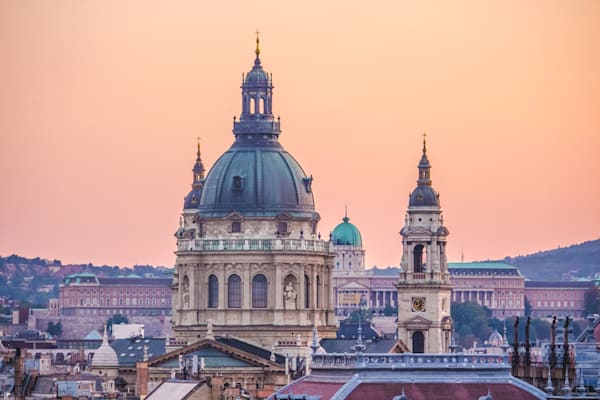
[196,136,201,158]
[422,132,427,153]
[255,29,261,57]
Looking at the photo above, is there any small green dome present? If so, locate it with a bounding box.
[332,216,362,247]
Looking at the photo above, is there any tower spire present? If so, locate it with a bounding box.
[255,29,261,58]
[422,132,427,154]
[196,136,201,160]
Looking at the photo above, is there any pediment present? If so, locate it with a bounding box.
[403,315,433,327]
[338,281,370,290]
[148,338,281,370]
[405,226,431,235]
[225,211,244,220]
[275,212,294,221]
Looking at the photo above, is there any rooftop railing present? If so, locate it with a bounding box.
[311,353,509,370]
[177,238,330,253]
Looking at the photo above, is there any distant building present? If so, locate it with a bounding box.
[58,272,172,319]
[56,272,172,339]
[525,280,592,318]
[449,262,526,317]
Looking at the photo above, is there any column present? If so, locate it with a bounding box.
[275,264,282,309]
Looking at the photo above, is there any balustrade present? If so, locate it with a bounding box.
[311,353,508,369]
[177,238,330,253]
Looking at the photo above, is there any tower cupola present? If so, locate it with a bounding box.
[233,33,281,144]
[183,138,205,210]
[409,135,440,207]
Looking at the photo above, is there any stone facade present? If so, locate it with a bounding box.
[525,280,592,318]
[396,139,452,353]
[449,262,526,317]
[58,273,172,338]
[172,39,337,351]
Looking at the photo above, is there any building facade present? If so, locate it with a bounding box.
[525,280,592,318]
[396,139,452,354]
[449,262,525,317]
[172,38,337,350]
[59,273,172,319]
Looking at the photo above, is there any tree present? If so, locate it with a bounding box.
[451,301,493,347]
[584,285,600,316]
[47,321,63,337]
[383,304,397,316]
[346,308,372,323]
[524,296,532,317]
[106,313,129,335]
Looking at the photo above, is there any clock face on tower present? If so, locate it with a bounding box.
[412,297,426,312]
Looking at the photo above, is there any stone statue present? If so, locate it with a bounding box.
[284,282,297,309]
[206,318,214,339]
[182,278,190,308]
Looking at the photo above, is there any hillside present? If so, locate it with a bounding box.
[504,239,600,281]
[0,254,171,305]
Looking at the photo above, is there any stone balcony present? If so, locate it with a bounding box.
[398,271,451,285]
[233,119,281,134]
[177,238,331,253]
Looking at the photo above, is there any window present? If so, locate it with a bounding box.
[316,275,321,308]
[304,275,310,308]
[228,274,242,308]
[233,176,243,191]
[252,274,268,308]
[208,275,218,308]
[277,221,288,234]
[231,220,241,233]
[412,331,425,353]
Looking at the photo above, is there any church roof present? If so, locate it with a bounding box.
[112,337,165,367]
[332,215,362,247]
[195,40,318,220]
[84,330,103,340]
[146,379,208,400]
[408,137,441,208]
[91,328,118,368]
[273,353,547,400]
[198,147,317,219]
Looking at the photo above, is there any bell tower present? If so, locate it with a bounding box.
[396,137,452,353]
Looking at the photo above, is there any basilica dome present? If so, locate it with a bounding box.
[199,146,316,218]
[196,39,317,220]
[331,215,362,246]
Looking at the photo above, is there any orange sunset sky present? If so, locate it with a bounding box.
[1,1,599,268]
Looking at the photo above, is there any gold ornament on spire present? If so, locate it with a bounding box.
[422,132,427,153]
[196,136,201,158]
[255,29,261,57]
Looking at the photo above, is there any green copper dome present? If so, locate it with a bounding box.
[332,216,362,247]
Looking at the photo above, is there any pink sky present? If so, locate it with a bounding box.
[1,1,599,268]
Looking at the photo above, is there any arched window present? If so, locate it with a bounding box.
[413,244,426,273]
[208,275,218,308]
[250,98,256,114]
[412,331,425,353]
[228,274,241,308]
[304,274,310,308]
[259,97,265,114]
[252,274,268,308]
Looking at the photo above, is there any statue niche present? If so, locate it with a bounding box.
[284,279,297,310]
